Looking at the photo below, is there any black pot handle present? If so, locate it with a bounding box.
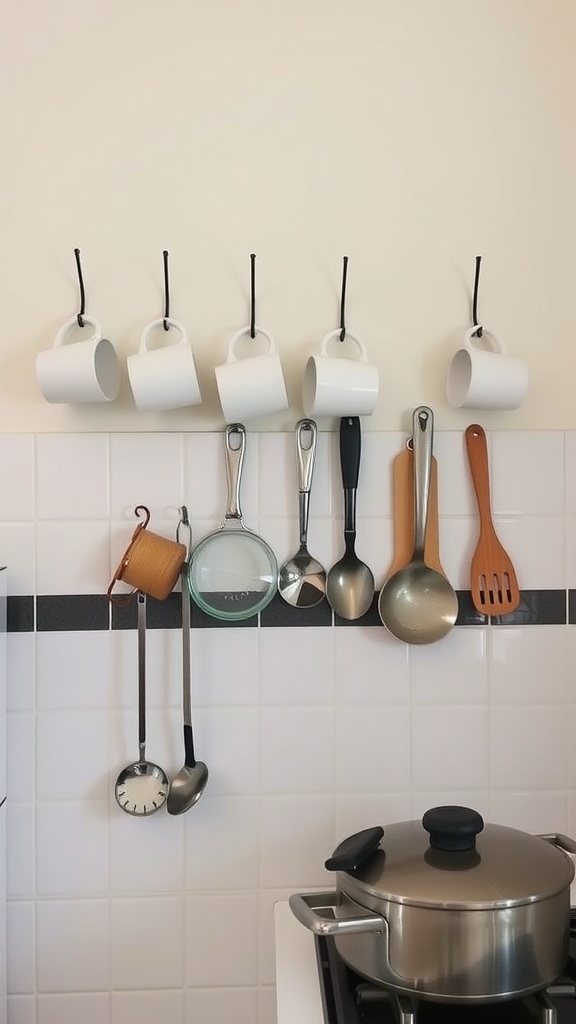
[325,826,384,872]
[422,805,484,851]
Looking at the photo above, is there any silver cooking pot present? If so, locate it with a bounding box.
[289,806,576,1003]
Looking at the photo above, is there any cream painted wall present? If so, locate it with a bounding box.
[0,0,575,433]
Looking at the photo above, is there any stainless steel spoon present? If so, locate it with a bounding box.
[326,416,375,620]
[278,419,326,608]
[378,406,458,644]
[114,592,169,816]
[168,512,208,815]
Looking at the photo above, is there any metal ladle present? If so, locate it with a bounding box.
[326,416,375,620]
[114,592,169,816]
[278,419,326,608]
[167,510,208,815]
[378,406,458,644]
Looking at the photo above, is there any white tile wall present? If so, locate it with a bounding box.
[1,428,576,1024]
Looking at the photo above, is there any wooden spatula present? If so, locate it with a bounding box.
[465,424,520,615]
[386,443,447,580]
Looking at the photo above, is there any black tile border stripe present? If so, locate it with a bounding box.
[6,589,575,633]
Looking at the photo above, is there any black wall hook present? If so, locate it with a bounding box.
[472,255,483,338]
[73,248,86,328]
[250,253,256,338]
[163,250,170,331]
[339,255,349,341]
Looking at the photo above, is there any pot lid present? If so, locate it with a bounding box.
[328,807,575,910]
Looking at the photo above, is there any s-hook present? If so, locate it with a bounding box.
[471,255,483,338]
[73,248,86,328]
[177,505,192,561]
[339,255,349,341]
[250,252,256,338]
[163,250,170,331]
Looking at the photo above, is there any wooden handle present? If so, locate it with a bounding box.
[465,424,495,532]
[387,447,445,578]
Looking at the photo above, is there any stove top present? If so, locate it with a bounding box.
[274,902,576,1024]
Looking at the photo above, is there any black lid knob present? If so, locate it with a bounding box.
[422,806,484,852]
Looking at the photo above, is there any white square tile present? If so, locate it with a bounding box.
[37,899,109,991]
[201,708,258,795]
[259,795,334,888]
[36,434,109,519]
[259,427,334,519]
[38,993,110,1024]
[110,626,181,710]
[491,431,564,514]
[335,626,409,704]
[410,627,488,703]
[7,804,34,898]
[185,987,258,1024]
[110,897,184,989]
[489,625,568,703]
[566,516,576,587]
[0,523,36,596]
[36,521,111,594]
[184,796,259,891]
[412,706,489,790]
[7,633,35,712]
[109,433,184,520]
[185,432,228,519]
[351,431,403,518]
[112,990,184,1024]
[260,627,335,706]
[0,435,35,521]
[36,801,108,896]
[489,705,567,789]
[7,995,36,1024]
[260,708,334,793]
[192,626,259,707]
[335,706,411,792]
[185,894,258,987]
[488,790,568,833]
[36,710,109,800]
[7,712,34,802]
[7,901,35,993]
[37,631,111,710]
[434,430,478,516]
[437,515,476,590]
[109,808,185,894]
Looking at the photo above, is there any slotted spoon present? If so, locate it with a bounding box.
[465,423,520,616]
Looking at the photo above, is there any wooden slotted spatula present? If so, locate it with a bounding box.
[465,424,520,615]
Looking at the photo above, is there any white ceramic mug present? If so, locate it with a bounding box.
[215,325,289,423]
[446,326,528,411]
[127,318,202,413]
[36,315,121,404]
[302,329,379,418]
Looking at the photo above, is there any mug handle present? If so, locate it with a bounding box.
[54,315,101,348]
[138,317,187,355]
[465,326,506,354]
[227,326,275,364]
[320,329,367,361]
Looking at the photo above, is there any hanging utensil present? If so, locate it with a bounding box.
[187,423,278,621]
[385,438,447,581]
[167,560,209,815]
[278,419,326,608]
[114,592,169,816]
[326,416,375,620]
[465,423,520,615]
[378,406,458,643]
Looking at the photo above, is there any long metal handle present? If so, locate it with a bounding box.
[137,591,147,756]
[296,419,317,547]
[224,423,246,522]
[289,891,384,937]
[412,406,433,558]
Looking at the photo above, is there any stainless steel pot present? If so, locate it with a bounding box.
[289,806,576,1003]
